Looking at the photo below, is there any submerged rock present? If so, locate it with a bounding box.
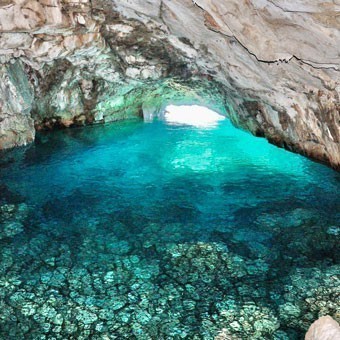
[75,309,98,325]
[0,221,24,239]
[0,203,28,239]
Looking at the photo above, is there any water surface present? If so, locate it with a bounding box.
[0,119,339,339]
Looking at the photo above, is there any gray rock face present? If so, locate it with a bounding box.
[0,0,339,169]
[305,316,340,340]
[0,61,34,148]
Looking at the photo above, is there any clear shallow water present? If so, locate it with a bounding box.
[0,119,339,339]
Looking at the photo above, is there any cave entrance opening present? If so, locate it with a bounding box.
[162,104,225,128]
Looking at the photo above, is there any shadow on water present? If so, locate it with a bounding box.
[24,120,145,166]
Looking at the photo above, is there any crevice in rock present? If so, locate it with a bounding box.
[194,4,339,70]
[266,0,326,14]
[291,56,340,72]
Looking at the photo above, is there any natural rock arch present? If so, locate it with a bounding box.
[0,0,339,169]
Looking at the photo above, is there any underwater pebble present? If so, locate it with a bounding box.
[279,302,301,318]
[230,321,241,331]
[327,226,340,236]
[0,221,24,239]
[76,309,98,324]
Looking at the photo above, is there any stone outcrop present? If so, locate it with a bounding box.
[305,316,340,340]
[0,0,339,169]
[0,60,34,149]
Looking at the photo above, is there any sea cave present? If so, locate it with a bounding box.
[0,0,339,339]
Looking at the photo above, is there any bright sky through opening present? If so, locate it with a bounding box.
[164,105,225,127]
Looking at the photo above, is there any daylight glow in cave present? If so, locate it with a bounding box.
[164,105,225,127]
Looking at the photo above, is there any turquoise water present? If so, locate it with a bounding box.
[0,118,339,339]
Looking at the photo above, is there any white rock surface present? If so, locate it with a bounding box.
[305,316,340,340]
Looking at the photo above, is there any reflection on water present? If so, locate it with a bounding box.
[0,119,339,339]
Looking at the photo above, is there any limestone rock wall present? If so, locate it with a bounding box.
[0,0,339,169]
[0,60,34,148]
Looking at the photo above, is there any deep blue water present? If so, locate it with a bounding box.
[0,118,339,339]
